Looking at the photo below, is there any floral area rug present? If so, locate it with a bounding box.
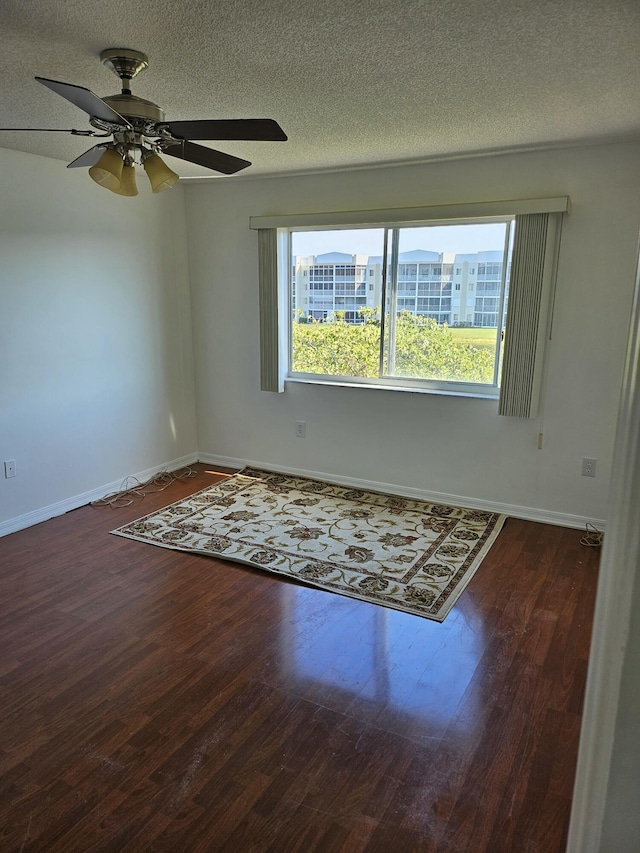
[112,468,506,622]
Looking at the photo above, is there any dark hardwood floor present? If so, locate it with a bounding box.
[0,464,600,852]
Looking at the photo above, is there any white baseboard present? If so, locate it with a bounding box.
[198,452,606,531]
[2,450,605,538]
[0,452,199,538]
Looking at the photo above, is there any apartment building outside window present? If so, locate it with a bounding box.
[294,251,507,330]
[302,255,368,323]
[475,257,509,326]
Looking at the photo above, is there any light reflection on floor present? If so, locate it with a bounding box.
[279,585,485,740]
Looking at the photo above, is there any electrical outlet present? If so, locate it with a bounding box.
[4,459,16,478]
[581,457,597,478]
[295,421,306,438]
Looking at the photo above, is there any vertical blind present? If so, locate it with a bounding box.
[258,228,280,392]
[498,212,560,417]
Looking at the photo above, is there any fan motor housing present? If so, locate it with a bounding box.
[102,93,165,124]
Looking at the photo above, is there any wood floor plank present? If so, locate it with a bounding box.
[0,464,600,851]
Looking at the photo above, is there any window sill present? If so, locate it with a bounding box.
[286,374,500,400]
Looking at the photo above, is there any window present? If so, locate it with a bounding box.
[254,196,567,414]
[285,219,514,395]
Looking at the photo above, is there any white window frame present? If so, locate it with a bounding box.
[285,216,512,398]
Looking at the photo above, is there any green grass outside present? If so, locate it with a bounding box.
[449,327,497,351]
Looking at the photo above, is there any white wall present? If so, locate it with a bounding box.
[0,147,197,531]
[184,142,640,525]
[3,141,637,530]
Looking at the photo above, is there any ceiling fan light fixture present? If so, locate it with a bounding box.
[143,153,179,193]
[113,163,138,196]
[88,147,124,190]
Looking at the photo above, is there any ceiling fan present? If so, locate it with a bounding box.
[0,48,287,195]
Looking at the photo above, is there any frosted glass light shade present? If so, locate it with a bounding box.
[114,164,138,196]
[143,154,179,193]
[88,148,124,191]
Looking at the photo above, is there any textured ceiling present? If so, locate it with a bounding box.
[0,0,638,180]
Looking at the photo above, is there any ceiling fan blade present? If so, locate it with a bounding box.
[36,77,130,126]
[159,118,287,142]
[163,140,251,174]
[67,144,108,168]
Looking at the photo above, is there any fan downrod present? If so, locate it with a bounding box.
[97,49,164,124]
